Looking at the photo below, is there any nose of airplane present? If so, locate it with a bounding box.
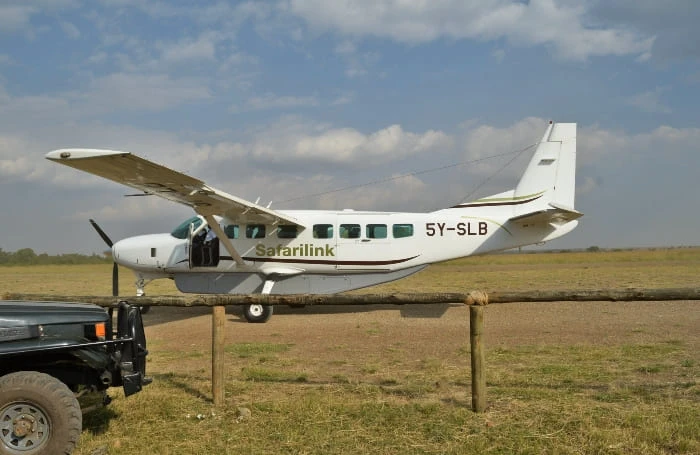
[112,234,163,270]
[112,233,184,271]
[112,237,142,269]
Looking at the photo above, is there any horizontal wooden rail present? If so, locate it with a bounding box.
[4,287,700,307]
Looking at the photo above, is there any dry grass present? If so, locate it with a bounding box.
[1,248,699,454]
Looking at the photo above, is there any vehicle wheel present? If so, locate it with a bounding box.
[243,304,273,323]
[0,371,81,455]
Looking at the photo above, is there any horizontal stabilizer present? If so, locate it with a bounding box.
[509,203,583,227]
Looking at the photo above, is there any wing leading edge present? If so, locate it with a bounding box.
[46,148,303,227]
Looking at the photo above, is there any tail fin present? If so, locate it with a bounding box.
[508,122,581,225]
[514,122,576,213]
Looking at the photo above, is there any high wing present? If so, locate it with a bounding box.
[46,149,303,227]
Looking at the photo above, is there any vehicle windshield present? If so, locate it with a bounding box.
[170,216,203,239]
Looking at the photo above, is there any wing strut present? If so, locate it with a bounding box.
[201,214,245,266]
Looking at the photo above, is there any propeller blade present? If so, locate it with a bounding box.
[89,219,119,297]
[89,219,114,248]
[112,262,119,297]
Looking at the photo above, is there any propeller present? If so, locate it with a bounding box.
[89,219,119,297]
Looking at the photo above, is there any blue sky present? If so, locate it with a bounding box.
[1,0,699,254]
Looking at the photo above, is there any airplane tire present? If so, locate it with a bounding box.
[243,304,273,323]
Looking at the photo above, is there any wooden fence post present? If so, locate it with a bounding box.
[212,305,226,406]
[470,304,486,412]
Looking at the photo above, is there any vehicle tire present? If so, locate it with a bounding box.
[0,371,81,455]
[243,304,273,323]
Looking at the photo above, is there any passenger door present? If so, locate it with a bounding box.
[335,217,392,271]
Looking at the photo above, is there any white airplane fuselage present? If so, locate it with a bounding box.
[113,206,578,295]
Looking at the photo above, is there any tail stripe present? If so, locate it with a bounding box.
[451,191,544,209]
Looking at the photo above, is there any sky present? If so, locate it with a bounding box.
[1,0,699,255]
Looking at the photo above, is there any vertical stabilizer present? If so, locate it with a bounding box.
[513,122,577,216]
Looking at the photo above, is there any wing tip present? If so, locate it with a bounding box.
[46,149,129,161]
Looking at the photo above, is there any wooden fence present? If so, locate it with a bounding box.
[4,288,699,411]
[5,287,700,307]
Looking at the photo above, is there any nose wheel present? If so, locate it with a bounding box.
[135,276,152,314]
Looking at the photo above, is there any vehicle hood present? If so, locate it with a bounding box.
[0,301,108,327]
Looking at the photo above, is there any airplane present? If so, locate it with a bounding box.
[46,121,581,323]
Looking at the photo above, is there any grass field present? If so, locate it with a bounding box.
[1,248,699,454]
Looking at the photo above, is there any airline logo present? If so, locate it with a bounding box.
[256,243,335,258]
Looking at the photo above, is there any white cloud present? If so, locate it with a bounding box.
[0,5,37,32]
[0,74,211,119]
[0,1,79,33]
[285,0,654,61]
[461,117,547,161]
[242,93,320,111]
[82,73,211,111]
[60,21,80,39]
[249,122,452,166]
[330,92,353,105]
[74,194,183,222]
[158,32,220,64]
[625,87,672,114]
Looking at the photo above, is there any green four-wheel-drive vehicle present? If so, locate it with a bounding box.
[0,301,149,455]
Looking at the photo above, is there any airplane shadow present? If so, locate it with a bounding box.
[141,303,454,327]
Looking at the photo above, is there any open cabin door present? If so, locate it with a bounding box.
[187,222,196,270]
[187,216,218,269]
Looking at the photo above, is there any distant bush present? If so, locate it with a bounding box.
[586,246,601,252]
[0,248,110,266]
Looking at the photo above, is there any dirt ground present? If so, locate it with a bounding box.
[143,300,700,367]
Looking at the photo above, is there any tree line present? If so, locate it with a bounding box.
[0,248,110,266]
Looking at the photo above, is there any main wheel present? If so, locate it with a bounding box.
[243,304,273,323]
[0,371,81,455]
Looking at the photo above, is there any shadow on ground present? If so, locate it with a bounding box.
[141,303,454,327]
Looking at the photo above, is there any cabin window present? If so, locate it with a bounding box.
[224,224,239,239]
[393,224,414,238]
[366,224,387,239]
[313,224,333,239]
[246,224,266,239]
[277,225,298,239]
[171,216,202,239]
[340,224,361,239]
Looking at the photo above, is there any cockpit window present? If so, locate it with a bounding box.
[171,216,203,239]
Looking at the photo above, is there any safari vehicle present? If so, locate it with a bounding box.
[0,300,149,455]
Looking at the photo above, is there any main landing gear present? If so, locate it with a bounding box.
[242,278,275,323]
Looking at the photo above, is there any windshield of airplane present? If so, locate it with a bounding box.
[170,216,203,239]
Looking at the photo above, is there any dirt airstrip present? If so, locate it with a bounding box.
[142,301,700,376]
